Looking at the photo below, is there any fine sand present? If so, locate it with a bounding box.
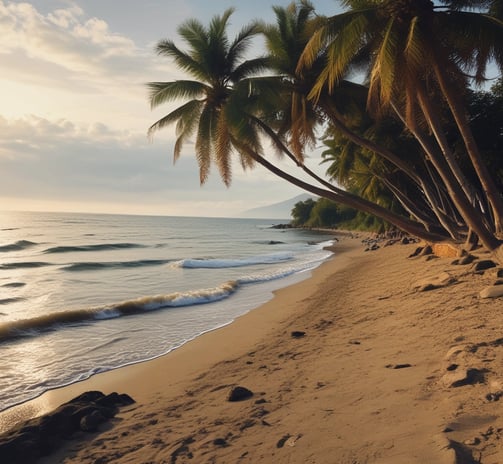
[2,233,503,463]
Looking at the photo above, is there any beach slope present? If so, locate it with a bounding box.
[4,235,503,463]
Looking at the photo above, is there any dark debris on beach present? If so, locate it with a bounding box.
[0,390,134,464]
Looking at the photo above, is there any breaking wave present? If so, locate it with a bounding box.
[174,253,293,269]
[0,281,239,343]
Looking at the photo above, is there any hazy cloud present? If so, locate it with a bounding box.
[0,1,307,216]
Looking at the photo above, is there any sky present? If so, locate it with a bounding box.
[0,0,343,218]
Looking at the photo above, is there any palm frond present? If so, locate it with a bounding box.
[231,57,271,82]
[155,40,207,82]
[148,80,207,109]
[368,18,398,108]
[214,111,232,187]
[195,105,214,185]
[404,17,427,76]
[227,22,262,70]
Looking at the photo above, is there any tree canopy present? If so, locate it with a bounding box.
[148,0,503,263]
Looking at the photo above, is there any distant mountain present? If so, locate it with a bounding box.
[239,193,316,219]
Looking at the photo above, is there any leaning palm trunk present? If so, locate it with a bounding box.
[322,102,465,239]
[432,61,503,235]
[231,136,448,243]
[405,109,502,251]
[416,86,480,209]
[378,175,461,239]
[253,114,452,238]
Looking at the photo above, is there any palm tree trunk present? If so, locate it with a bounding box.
[380,176,462,240]
[405,110,502,251]
[416,86,479,208]
[321,103,425,187]
[320,102,467,234]
[378,176,442,232]
[231,136,449,243]
[432,61,503,235]
[253,114,450,237]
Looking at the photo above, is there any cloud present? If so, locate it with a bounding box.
[0,1,306,216]
[0,0,179,128]
[0,114,285,201]
[2,1,137,76]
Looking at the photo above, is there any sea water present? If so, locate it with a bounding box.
[0,211,336,412]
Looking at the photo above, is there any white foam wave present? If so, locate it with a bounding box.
[173,253,293,269]
[108,280,239,313]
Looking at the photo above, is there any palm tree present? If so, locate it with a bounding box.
[261,1,465,238]
[148,9,269,186]
[147,7,449,243]
[300,0,503,252]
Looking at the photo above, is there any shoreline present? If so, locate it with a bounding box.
[0,232,356,433]
[3,233,503,463]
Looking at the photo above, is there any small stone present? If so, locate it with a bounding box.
[459,254,476,265]
[408,246,423,258]
[291,331,306,338]
[419,245,433,256]
[276,434,291,448]
[392,364,412,369]
[463,437,481,446]
[486,391,503,402]
[213,438,227,447]
[227,386,253,402]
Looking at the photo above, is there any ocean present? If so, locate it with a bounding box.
[0,211,336,413]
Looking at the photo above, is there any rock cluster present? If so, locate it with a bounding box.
[0,390,134,464]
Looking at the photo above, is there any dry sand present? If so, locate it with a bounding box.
[3,234,503,463]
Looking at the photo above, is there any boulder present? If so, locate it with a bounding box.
[80,409,106,432]
[0,391,134,463]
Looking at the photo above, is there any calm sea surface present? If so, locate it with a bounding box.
[0,211,336,412]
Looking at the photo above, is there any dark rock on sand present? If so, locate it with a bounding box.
[472,259,497,272]
[459,254,477,265]
[486,391,503,402]
[408,246,423,258]
[0,390,134,464]
[291,331,306,338]
[386,363,412,369]
[227,386,254,402]
[276,434,291,448]
[213,438,228,447]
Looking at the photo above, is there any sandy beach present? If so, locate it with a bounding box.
[2,233,503,463]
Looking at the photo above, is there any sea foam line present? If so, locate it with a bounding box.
[0,281,239,343]
[173,252,294,269]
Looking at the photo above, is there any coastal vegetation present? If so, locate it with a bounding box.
[290,197,389,232]
[147,0,503,262]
